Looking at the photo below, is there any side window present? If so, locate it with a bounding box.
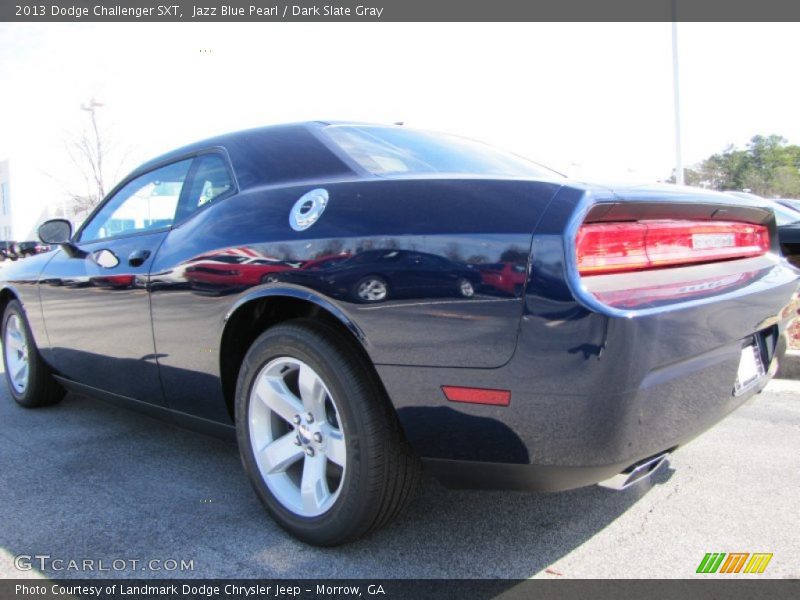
[80,160,192,242]
[176,154,234,222]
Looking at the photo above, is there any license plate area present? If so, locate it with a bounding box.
[734,337,766,395]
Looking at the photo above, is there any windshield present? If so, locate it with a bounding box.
[324,125,560,179]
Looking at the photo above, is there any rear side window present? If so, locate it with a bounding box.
[176,154,234,222]
[324,125,559,178]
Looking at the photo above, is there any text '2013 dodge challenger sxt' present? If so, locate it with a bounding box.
[1,122,797,545]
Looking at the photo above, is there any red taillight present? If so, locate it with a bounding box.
[576,220,770,276]
[441,386,511,406]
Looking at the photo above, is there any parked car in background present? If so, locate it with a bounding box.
[1,122,798,546]
[728,192,800,267]
[776,198,800,212]
[14,241,51,258]
[770,203,800,268]
[0,241,17,261]
[0,240,52,260]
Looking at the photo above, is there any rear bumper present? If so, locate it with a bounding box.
[377,259,797,491]
[381,351,771,491]
[422,457,641,492]
[423,452,673,492]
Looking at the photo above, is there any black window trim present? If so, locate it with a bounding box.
[74,147,239,245]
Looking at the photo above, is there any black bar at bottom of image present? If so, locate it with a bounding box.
[2,579,799,600]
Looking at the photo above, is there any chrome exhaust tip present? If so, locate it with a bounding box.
[598,452,670,491]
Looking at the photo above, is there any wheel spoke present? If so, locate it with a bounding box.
[260,432,304,474]
[12,360,26,381]
[255,375,303,424]
[325,430,346,467]
[5,333,22,352]
[298,362,326,415]
[301,454,329,513]
[13,364,27,387]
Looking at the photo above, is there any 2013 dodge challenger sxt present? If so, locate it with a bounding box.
[1,122,797,545]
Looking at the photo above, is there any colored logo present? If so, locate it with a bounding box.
[696,552,773,574]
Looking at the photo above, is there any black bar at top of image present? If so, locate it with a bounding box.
[4,0,800,22]
[2,580,800,600]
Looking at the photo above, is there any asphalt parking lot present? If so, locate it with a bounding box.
[0,366,798,580]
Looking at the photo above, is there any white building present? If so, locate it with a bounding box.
[0,161,12,241]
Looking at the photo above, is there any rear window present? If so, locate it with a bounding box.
[324,125,558,179]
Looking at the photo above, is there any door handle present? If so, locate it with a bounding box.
[128,249,151,267]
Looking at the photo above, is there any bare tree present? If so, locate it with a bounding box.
[64,99,107,216]
[56,99,131,221]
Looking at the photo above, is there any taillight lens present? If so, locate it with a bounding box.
[576,220,770,276]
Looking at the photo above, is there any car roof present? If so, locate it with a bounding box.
[127,121,358,188]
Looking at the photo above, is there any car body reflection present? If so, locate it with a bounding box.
[591,271,761,309]
[90,274,137,290]
[477,262,528,296]
[183,250,303,292]
[276,249,483,303]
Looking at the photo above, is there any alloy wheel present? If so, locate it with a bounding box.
[4,314,29,394]
[357,278,388,302]
[247,357,346,517]
[459,278,475,298]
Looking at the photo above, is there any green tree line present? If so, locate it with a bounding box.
[672,135,800,198]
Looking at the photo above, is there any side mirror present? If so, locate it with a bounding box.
[38,219,73,245]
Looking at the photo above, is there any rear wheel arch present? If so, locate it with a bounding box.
[0,287,21,316]
[219,291,380,422]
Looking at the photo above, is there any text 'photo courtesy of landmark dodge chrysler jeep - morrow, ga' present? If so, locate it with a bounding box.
[1,122,797,545]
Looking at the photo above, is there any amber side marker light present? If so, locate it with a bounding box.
[442,386,511,406]
[576,220,770,275]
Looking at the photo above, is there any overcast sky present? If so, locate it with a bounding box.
[1,22,799,238]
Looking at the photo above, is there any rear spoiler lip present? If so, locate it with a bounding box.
[582,199,774,227]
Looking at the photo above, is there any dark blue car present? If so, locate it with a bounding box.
[1,122,797,545]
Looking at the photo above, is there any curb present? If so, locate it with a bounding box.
[776,349,800,380]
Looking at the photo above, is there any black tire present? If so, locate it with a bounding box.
[2,300,64,408]
[352,275,389,303]
[235,319,420,546]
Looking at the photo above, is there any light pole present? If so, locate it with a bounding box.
[80,98,105,198]
[671,4,684,185]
